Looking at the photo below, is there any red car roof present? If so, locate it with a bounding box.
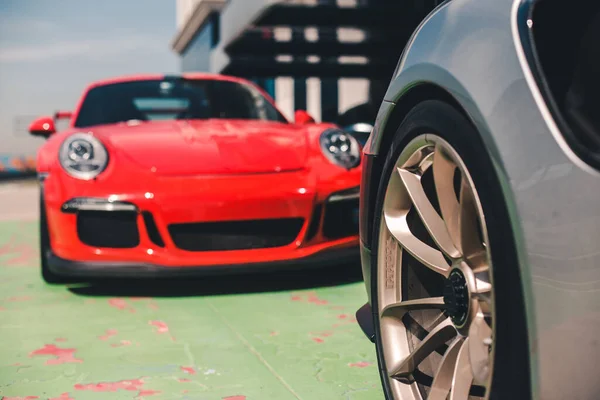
[85,73,252,90]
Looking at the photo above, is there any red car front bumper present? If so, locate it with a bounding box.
[43,167,360,275]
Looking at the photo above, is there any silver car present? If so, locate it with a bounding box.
[355,0,600,399]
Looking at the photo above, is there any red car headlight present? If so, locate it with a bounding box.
[320,128,361,170]
[58,133,108,180]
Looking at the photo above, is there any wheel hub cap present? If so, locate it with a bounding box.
[443,269,470,327]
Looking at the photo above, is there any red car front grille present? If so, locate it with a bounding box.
[167,218,305,252]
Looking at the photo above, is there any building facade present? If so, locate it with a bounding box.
[171,0,401,123]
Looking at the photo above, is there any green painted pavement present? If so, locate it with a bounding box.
[0,219,384,399]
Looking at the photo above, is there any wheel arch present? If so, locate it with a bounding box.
[363,82,480,251]
[364,83,536,398]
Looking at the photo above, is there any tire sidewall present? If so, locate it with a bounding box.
[370,100,530,400]
[39,185,65,284]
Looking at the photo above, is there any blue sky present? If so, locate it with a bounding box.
[0,0,179,154]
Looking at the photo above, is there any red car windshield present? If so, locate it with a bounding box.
[73,78,287,128]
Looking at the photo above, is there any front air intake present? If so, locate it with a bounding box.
[168,218,304,251]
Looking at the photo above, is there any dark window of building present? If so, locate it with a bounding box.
[210,12,220,49]
[263,78,276,100]
[321,78,338,122]
[252,78,276,100]
[294,79,307,111]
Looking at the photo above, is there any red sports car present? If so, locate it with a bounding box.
[29,74,362,283]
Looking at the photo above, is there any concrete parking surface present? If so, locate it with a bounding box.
[0,181,383,400]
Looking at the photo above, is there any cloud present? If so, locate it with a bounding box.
[0,35,167,63]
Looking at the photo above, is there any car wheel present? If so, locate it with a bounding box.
[40,190,68,284]
[370,100,529,399]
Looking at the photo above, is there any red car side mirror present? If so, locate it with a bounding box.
[28,116,56,138]
[295,110,316,125]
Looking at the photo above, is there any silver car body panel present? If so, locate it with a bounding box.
[364,0,600,398]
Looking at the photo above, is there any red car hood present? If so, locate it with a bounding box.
[91,120,308,176]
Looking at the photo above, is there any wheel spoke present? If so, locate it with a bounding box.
[449,337,474,400]
[381,297,445,320]
[384,211,450,277]
[389,318,457,382]
[469,311,493,385]
[398,167,460,259]
[475,277,492,294]
[433,145,462,253]
[429,338,464,400]
[473,265,492,315]
[458,181,487,268]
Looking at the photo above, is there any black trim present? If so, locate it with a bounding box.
[142,211,165,248]
[359,153,376,248]
[305,204,323,242]
[45,247,359,279]
[355,302,375,343]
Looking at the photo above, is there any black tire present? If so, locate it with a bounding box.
[40,189,69,284]
[369,100,531,400]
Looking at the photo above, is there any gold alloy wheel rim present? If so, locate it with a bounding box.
[377,134,495,400]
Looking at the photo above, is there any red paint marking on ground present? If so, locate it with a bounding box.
[182,390,189,394]
[5,254,32,266]
[108,298,127,309]
[74,378,144,392]
[11,362,22,366]
[291,291,328,305]
[108,298,136,313]
[29,344,83,365]
[111,340,132,348]
[54,338,67,342]
[270,331,279,336]
[4,244,36,266]
[7,296,32,302]
[178,378,191,382]
[136,389,161,398]
[312,337,324,343]
[49,393,75,400]
[310,330,333,337]
[0,306,6,311]
[147,302,159,310]
[307,293,328,305]
[0,235,16,255]
[2,396,39,400]
[129,297,152,302]
[348,361,372,368]
[332,315,358,328]
[223,396,247,400]
[180,366,196,375]
[98,329,118,341]
[149,320,170,334]
[337,314,349,319]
